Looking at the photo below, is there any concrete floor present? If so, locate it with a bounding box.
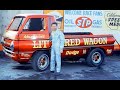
[0,52,120,80]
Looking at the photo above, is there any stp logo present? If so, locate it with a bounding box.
[75,17,92,28]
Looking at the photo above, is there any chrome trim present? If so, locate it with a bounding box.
[2,46,16,58]
[3,46,14,54]
[3,49,15,57]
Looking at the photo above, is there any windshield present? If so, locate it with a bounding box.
[9,17,25,31]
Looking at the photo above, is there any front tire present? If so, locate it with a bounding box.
[86,48,105,67]
[32,51,50,72]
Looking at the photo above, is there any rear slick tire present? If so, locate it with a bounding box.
[86,48,105,67]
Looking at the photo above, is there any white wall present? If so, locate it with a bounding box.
[0,10,43,42]
[0,10,43,36]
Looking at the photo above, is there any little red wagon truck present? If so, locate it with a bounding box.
[1,14,115,71]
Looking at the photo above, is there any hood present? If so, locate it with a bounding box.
[3,30,18,40]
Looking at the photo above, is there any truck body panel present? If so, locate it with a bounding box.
[1,14,116,71]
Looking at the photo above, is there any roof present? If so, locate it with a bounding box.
[15,14,54,17]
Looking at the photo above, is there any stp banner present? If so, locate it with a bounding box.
[64,10,120,32]
[64,10,104,32]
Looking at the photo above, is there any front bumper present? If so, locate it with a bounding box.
[2,46,32,62]
[2,46,19,61]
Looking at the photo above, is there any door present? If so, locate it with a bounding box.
[18,17,50,60]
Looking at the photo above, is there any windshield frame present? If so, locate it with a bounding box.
[8,16,25,31]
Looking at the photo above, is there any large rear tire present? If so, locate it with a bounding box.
[86,48,105,67]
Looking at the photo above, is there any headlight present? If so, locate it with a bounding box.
[10,41,14,51]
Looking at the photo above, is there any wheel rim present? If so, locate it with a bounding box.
[92,52,101,64]
[37,54,49,70]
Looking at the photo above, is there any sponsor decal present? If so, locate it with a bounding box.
[66,50,79,55]
[21,53,30,57]
[83,49,86,54]
[75,17,92,28]
[24,35,45,39]
[106,49,112,54]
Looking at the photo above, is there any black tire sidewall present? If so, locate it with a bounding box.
[86,48,105,67]
[32,51,50,72]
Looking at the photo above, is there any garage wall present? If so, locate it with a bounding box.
[0,10,43,51]
[0,10,43,36]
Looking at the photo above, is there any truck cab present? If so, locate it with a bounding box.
[1,14,115,71]
[2,14,54,60]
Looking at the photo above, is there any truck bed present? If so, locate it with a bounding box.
[64,32,92,35]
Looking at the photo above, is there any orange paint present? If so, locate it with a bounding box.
[1,14,116,63]
[114,45,120,51]
[0,44,3,51]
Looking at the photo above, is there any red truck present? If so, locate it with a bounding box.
[1,14,115,71]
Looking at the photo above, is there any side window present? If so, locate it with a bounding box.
[23,18,46,31]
